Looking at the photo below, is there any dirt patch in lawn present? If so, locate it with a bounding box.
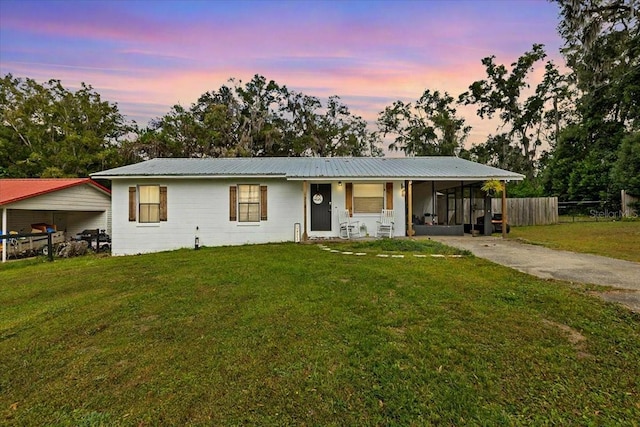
[542,319,591,359]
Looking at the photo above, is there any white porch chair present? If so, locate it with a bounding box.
[338,210,360,239]
[376,209,395,238]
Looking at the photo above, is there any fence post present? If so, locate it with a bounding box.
[47,232,53,262]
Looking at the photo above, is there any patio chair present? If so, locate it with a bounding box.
[338,209,360,239]
[376,209,395,237]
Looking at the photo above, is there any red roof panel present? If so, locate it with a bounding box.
[0,178,110,206]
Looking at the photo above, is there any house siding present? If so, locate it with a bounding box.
[111,178,407,255]
[111,178,304,255]
[6,185,110,211]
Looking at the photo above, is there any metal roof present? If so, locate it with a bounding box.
[0,178,110,206]
[91,157,524,181]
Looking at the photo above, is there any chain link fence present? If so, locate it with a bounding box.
[559,201,639,222]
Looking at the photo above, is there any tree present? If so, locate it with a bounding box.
[233,75,288,156]
[0,74,133,177]
[459,44,569,178]
[131,75,382,161]
[542,124,588,200]
[611,132,640,204]
[462,133,530,173]
[125,101,242,160]
[122,105,204,160]
[280,90,323,156]
[377,90,470,156]
[311,96,382,157]
[0,74,51,177]
[554,0,639,129]
[542,0,639,202]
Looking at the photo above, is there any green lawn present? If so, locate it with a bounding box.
[510,221,640,262]
[1,241,639,426]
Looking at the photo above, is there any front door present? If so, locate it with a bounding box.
[310,184,332,231]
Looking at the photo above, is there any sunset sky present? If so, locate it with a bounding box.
[0,0,565,150]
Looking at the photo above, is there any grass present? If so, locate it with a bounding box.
[1,243,639,426]
[510,220,640,262]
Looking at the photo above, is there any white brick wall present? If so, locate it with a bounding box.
[111,178,406,255]
[111,178,303,255]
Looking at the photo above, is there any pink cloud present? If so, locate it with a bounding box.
[1,0,565,151]
[0,50,533,148]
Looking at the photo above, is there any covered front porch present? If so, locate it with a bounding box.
[299,178,507,241]
[301,180,407,240]
[405,180,496,237]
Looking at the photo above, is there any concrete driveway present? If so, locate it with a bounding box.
[429,236,640,313]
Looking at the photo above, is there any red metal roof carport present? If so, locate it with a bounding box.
[1,179,111,262]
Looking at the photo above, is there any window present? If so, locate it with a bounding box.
[238,184,260,222]
[230,185,267,222]
[139,185,160,222]
[353,183,384,213]
[129,185,167,223]
[346,182,393,215]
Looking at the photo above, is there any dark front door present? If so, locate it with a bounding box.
[310,184,332,231]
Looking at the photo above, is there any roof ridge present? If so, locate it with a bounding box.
[0,177,88,180]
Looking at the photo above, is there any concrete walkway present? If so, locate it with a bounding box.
[428,236,640,313]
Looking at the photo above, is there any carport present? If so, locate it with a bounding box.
[0,178,111,262]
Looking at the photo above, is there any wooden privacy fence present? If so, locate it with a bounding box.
[492,197,558,226]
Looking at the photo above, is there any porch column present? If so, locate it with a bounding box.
[469,184,474,230]
[501,181,508,239]
[432,181,436,224]
[2,208,7,263]
[302,180,308,241]
[483,194,492,236]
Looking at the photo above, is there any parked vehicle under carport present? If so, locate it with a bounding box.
[76,229,111,252]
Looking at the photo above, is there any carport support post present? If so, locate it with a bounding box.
[501,181,508,239]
